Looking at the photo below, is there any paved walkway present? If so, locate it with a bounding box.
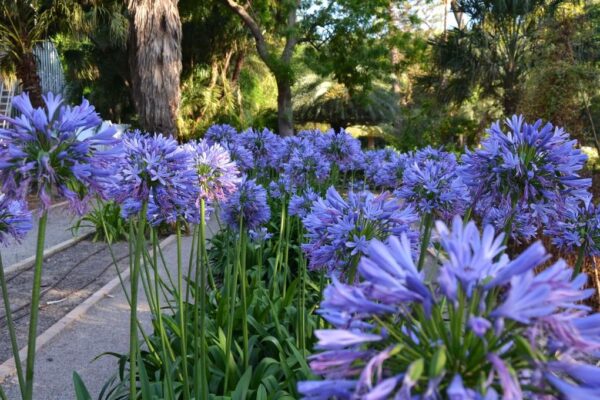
[3,202,94,268]
[2,219,219,399]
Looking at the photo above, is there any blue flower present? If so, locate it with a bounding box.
[289,188,320,219]
[317,129,363,173]
[396,148,469,220]
[0,194,32,245]
[221,176,270,230]
[204,124,238,145]
[184,140,241,204]
[301,217,600,399]
[545,195,600,256]
[237,127,283,170]
[302,186,418,275]
[0,92,119,214]
[461,115,591,240]
[107,131,199,224]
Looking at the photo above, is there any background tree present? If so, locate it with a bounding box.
[0,0,73,107]
[220,0,301,136]
[428,0,564,115]
[127,0,182,137]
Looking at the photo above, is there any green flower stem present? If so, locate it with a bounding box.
[150,229,175,395]
[0,253,24,398]
[129,202,147,400]
[417,213,433,271]
[198,200,209,400]
[282,213,291,297]
[271,200,287,296]
[573,244,587,276]
[298,251,307,352]
[224,217,243,393]
[176,222,191,400]
[23,210,48,400]
[185,226,198,305]
[239,230,249,369]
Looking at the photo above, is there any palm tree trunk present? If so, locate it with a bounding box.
[127,0,182,138]
[16,51,44,108]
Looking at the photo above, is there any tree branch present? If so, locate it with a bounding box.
[281,0,300,63]
[220,0,271,66]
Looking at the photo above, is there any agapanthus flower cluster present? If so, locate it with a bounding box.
[0,92,119,214]
[204,124,238,146]
[108,131,199,225]
[221,177,271,230]
[281,140,331,192]
[184,140,240,204]
[545,195,600,256]
[289,188,320,219]
[373,150,407,189]
[396,148,469,220]
[0,194,32,245]
[302,187,418,277]
[237,127,283,170]
[461,115,591,239]
[317,129,364,173]
[300,217,600,399]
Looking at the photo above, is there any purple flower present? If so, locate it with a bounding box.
[491,260,592,324]
[298,380,356,400]
[302,218,600,399]
[545,195,600,256]
[204,124,237,145]
[107,131,199,224]
[237,127,283,170]
[396,149,469,220]
[289,188,320,219]
[0,92,119,214]
[361,148,404,189]
[248,226,273,242]
[468,316,491,337]
[436,217,507,301]
[0,194,32,245]
[301,186,418,275]
[184,140,240,204]
[461,115,591,240]
[280,141,331,192]
[317,129,363,173]
[487,353,523,398]
[221,177,270,230]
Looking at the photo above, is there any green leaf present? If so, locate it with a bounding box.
[72,372,92,400]
[407,358,424,383]
[232,366,252,400]
[429,346,447,378]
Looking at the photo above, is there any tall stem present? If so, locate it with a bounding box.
[198,200,209,400]
[224,218,243,393]
[0,254,24,397]
[573,244,587,276]
[418,213,433,271]
[176,222,191,400]
[23,211,48,400]
[129,202,147,400]
[239,231,249,369]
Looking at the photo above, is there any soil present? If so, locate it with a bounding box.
[0,240,130,363]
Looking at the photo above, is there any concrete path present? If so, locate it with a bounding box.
[2,216,220,399]
[3,202,94,268]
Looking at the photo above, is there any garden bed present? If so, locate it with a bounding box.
[0,240,129,363]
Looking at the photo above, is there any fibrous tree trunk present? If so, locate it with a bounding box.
[127,0,182,138]
[16,51,44,108]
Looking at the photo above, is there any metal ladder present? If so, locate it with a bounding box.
[0,79,16,128]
